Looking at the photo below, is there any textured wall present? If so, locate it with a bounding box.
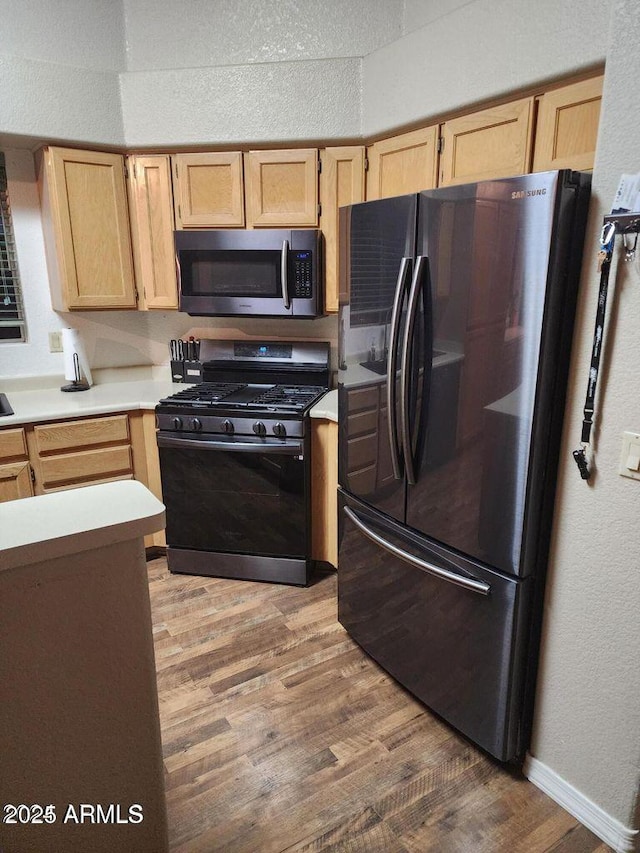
[123,0,402,70]
[0,0,124,70]
[402,0,475,34]
[0,0,125,145]
[363,0,609,138]
[120,59,362,147]
[530,0,640,828]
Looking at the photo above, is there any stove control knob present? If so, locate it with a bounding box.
[253,421,267,437]
[172,417,183,430]
[221,419,234,435]
[273,422,287,438]
[191,417,202,431]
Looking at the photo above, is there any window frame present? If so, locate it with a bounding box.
[0,152,27,343]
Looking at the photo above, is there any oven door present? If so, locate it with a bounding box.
[157,432,310,583]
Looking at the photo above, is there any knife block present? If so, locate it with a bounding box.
[170,360,203,383]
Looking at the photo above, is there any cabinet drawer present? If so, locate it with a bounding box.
[33,415,130,454]
[347,433,378,471]
[346,464,376,495]
[347,386,379,413]
[347,409,378,438]
[0,428,28,461]
[0,461,34,502]
[38,446,133,489]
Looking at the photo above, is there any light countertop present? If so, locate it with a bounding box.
[309,389,337,422]
[0,377,183,426]
[1,370,339,427]
[0,480,166,571]
[338,349,464,391]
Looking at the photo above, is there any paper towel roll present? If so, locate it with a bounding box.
[61,328,92,386]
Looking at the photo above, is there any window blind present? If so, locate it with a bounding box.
[0,153,26,342]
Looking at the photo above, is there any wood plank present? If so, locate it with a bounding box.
[146,558,611,853]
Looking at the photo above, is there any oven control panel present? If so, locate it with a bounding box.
[156,412,305,438]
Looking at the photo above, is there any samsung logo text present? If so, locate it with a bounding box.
[512,188,547,199]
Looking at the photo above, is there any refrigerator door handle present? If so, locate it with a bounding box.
[400,254,427,485]
[387,256,411,480]
[344,506,491,595]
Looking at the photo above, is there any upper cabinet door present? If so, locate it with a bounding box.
[439,98,535,186]
[127,155,178,310]
[320,146,366,313]
[366,126,439,200]
[532,76,603,173]
[172,152,245,228]
[39,147,137,310]
[245,149,318,227]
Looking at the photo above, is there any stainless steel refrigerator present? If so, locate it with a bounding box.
[337,170,591,762]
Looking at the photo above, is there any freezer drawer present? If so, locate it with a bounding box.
[338,492,533,761]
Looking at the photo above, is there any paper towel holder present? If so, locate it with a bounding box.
[61,352,90,392]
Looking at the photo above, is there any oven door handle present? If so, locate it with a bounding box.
[281,240,291,310]
[157,434,304,455]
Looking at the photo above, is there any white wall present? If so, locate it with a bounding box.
[364,0,608,138]
[123,0,402,70]
[120,59,362,147]
[119,0,398,145]
[530,0,640,830]
[0,0,125,146]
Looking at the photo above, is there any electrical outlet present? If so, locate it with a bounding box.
[49,331,63,353]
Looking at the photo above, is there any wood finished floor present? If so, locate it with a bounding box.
[147,557,611,853]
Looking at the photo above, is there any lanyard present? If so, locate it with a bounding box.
[573,222,617,480]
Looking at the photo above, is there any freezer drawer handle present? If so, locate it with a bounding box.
[344,506,491,596]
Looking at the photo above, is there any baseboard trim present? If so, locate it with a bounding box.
[524,754,638,853]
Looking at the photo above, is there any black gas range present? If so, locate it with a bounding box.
[156,340,330,586]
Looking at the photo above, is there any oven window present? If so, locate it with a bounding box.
[182,250,281,298]
[159,445,307,557]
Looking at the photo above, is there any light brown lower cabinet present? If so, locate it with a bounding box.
[0,428,34,503]
[311,419,338,568]
[0,412,165,548]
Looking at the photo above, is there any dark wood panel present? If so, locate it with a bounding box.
[146,557,611,853]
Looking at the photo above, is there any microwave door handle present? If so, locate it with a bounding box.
[281,240,291,310]
[175,253,182,296]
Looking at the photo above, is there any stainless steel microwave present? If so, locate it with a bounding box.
[175,229,323,318]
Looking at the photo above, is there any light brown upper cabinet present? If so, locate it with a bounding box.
[533,76,603,173]
[245,149,319,227]
[439,98,535,186]
[366,126,439,200]
[172,152,245,228]
[127,155,178,310]
[37,147,137,310]
[320,146,366,313]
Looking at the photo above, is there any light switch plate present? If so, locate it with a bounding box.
[49,331,63,353]
[619,431,640,480]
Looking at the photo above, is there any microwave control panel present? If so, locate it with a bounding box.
[292,251,313,298]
